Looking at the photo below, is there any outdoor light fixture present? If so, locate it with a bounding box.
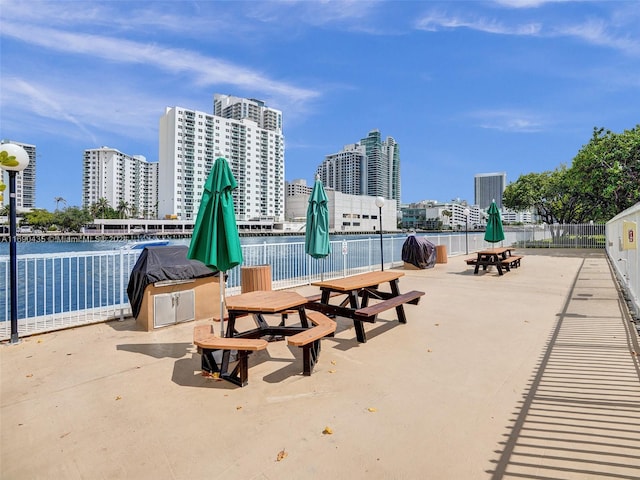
[464,208,470,255]
[0,142,30,344]
[375,196,385,271]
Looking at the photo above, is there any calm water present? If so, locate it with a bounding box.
[0,233,410,256]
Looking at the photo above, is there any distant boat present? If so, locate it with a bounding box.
[122,239,170,250]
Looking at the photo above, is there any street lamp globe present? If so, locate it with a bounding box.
[375,196,385,209]
[0,143,30,172]
[1,142,30,345]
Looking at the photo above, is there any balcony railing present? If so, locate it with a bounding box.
[0,224,612,340]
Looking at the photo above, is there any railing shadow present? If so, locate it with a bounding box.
[487,257,640,479]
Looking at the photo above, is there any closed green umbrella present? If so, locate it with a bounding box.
[188,157,243,336]
[305,177,331,259]
[305,177,331,280]
[484,200,505,244]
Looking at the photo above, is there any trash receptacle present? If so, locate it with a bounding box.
[435,245,448,264]
[241,265,272,293]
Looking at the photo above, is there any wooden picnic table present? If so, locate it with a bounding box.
[306,271,424,343]
[473,247,516,276]
[195,290,335,386]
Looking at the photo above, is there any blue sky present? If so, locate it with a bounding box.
[1,0,639,210]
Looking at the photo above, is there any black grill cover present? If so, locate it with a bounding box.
[402,235,437,269]
[126,245,217,319]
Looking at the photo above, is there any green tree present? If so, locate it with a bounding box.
[504,125,640,224]
[441,210,452,230]
[54,206,93,232]
[504,168,585,224]
[23,208,55,231]
[117,200,130,219]
[569,126,640,220]
[90,198,111,219]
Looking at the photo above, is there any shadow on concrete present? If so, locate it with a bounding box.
[487,255,640,479]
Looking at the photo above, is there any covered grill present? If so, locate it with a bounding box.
[126,245,220,330]
[401,235,437,269]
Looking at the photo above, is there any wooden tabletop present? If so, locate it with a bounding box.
[477,247,511,255]
[312,271,404,291]
[225,290,307,313]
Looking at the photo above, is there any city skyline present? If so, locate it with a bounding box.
[1,1,638,210]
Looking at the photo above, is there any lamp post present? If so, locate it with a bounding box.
[463,208,470,255]
[375,196,385,271]
[1,143,30,344]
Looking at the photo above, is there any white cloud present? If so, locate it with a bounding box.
[554,19,640,56]
[415,10,541,35]
[492,0,574,8]
[467,109,545,132]
[414,7,640,56]
[1,22,319,105]
[2,77,99,144]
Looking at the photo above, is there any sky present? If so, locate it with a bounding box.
[1,0,639,211]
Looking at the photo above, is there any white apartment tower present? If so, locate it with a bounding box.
[158,95,285,221]
[82,147,159,219]
[0,140,36,212]
[316,144,367,196]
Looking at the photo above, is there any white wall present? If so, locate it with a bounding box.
[606,202,640,320]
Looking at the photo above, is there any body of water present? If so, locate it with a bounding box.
[0,233,415,256]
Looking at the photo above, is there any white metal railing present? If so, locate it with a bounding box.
[606,204,640,321]
[1,225,607,340]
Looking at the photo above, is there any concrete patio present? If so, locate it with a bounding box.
[2,249,639,480]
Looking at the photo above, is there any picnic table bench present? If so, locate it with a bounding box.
[287,310,336,376]
[193,324,268,387]
[354,290,425,322]
[306,271,425,343]
[471,248,522,276]
[465,254,523,270]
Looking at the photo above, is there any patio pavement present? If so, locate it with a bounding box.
[2,249,639,480]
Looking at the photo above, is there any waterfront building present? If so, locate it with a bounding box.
[158,95,285,222]
[0,140,36,212]
[82,147,159,219]
[474,172,506,210]
[286,190,398,233]
[502,209,534,224]
[401,200,484,230]
[316,129,400,206]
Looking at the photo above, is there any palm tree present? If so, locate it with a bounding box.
[117,200,130,219]
[442,210,452,230]
[54,196,67,211]
[91,198,111,219]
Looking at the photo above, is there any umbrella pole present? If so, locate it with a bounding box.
[320,259,324,282]
[220,272,226,337]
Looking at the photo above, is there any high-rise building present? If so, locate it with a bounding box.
[359,129,400,202]
[285,179,313,197]
[82,147,159,219]
[158,95,285,221]
[474,172,506,210]
[316,129,400,204]
[0,140,36,212]
[316,144,367,196]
